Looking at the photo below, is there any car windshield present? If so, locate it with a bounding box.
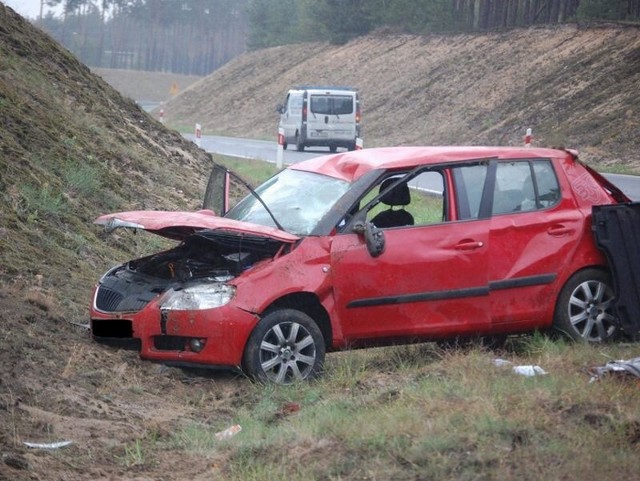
[224,169,350,235]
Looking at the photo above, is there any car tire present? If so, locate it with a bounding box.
[295,134,305,152]
[283,141,288,150]
[553,268,618,342]
[243,309,325,384]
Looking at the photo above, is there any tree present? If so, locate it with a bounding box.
[308,0,373,44]
[577,0,628,20]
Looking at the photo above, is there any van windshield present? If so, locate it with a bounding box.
[224,169,350,236]
[310,95,353,115]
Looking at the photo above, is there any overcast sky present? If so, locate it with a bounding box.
[3,0,60,19]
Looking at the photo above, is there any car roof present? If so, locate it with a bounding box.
[290,146,575,183]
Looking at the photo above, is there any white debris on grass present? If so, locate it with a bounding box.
[23,440,73,449]
[493,359,548,376]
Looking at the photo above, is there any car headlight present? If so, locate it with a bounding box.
[159,284,236,310]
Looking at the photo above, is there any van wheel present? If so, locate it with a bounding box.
[348,142,356,151]
[243,309,325,384]
[295,134,305,152]
[283,141,288,150]
[553,268,618,342]
[329,146,337,153]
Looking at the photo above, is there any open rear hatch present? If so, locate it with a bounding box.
[593,202,640,339]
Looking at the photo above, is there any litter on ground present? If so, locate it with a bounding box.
[589,357,640,383]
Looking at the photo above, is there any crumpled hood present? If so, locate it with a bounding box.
[94,209,300,242]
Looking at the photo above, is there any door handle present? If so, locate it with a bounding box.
[547,225,574,236]
[455,239,484,250]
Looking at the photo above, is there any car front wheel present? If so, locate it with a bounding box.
[553,268,618,342]
[243,309,325,384]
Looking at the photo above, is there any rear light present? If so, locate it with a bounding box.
[302,105,307,121]
[356,107,361,124]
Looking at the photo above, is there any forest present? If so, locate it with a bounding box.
[32,0,640,74]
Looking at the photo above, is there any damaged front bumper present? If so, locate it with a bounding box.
[90,283,258,368]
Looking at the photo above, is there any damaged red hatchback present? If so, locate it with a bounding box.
[90,146,630,383]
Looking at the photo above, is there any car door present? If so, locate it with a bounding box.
[329,166,491,343]
[487,159,583,329]
[279,92,301,141]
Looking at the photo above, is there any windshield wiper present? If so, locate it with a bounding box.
[227,170,286,231]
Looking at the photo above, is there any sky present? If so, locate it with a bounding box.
[3,0,61,20]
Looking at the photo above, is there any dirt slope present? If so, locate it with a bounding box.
[163,23,640,171]
[0,5,248,480]
[92,68,203,102]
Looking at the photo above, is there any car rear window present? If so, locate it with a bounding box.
[310,95,354,115]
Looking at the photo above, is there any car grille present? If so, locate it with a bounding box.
[95,286,124,312]
[95,285,150,313]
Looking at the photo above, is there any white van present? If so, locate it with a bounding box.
[277,86,361,152]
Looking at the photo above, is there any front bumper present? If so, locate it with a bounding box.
[90,296,258,368]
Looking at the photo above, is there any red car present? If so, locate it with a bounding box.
[90,146,630,383]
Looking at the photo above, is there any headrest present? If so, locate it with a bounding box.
[379,178,410,206]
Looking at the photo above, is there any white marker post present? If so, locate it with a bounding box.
[195,123,202,148]
[524,128,532,148]
[356,137,364,150]
[276,127,285,169]
[159,109,164,123]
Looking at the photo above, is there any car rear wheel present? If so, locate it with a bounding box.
[243,309,325,384]
[553,268,618,342]
[295,134,305,152]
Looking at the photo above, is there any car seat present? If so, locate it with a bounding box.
[371,178,415,228]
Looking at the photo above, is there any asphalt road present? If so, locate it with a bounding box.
[187,134,640,201]
[184,134,320,164]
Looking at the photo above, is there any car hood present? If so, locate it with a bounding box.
[94,209,300,242]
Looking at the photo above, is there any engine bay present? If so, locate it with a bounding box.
[95,230,287,313]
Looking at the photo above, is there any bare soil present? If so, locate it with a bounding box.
[92,68,202,102]
[162,23,640,172]
[1,3,640,479]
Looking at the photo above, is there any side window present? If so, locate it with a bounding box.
[365,171,445,229]
[493,162,531,214]
[452,164,488,220]
[492,160,560,215]
[288,95,302,114]
[532,160,560,208]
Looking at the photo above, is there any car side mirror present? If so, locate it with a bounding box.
[276,104,285,114]
[353,221,385,258]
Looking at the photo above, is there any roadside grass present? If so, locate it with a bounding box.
[214,154,281,186]
[165,123,275,142]
[589,162,639,175]
[163,338,640,480]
